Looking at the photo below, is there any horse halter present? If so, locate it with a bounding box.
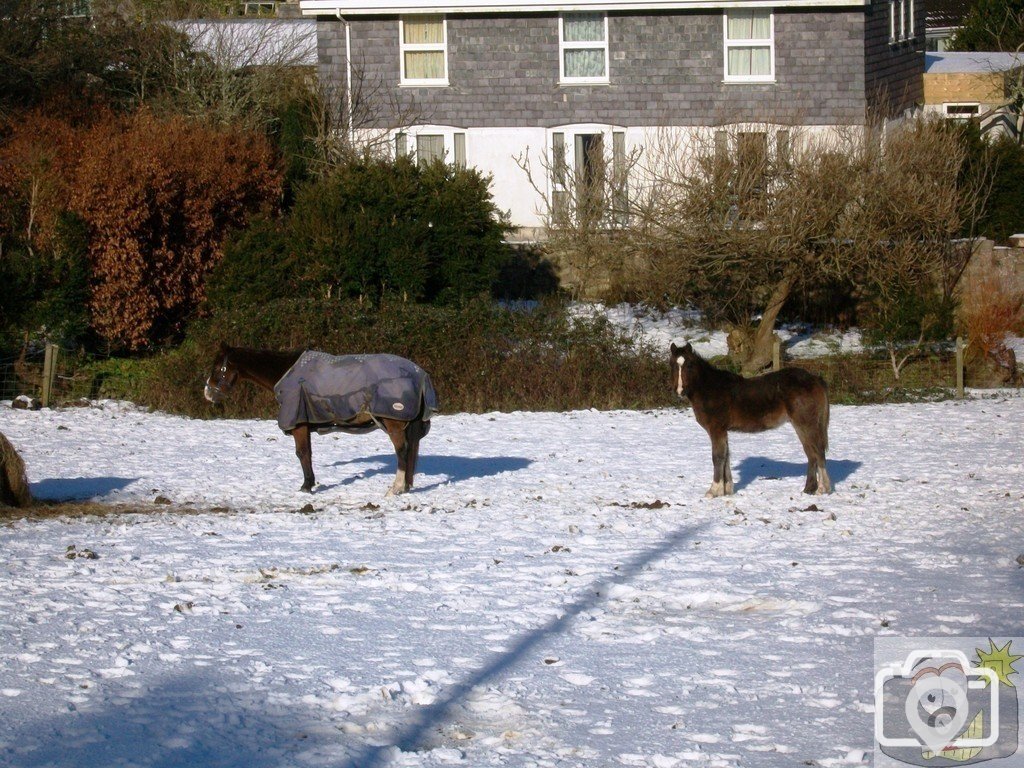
[204,360,234,403]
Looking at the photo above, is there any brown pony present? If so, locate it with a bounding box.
[204,344,434,496]
[670,342,832,497]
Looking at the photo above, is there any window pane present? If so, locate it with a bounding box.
[552,132,566,185]
[405,51,444,79]
[728,48,751,76]
[728,10,770,40]
[563,13,604,43]
[416,134,445,165]
[750,47,771,75]
[565,48,605,78]
[404,17,443,44]
[727,12,753,39]
[727,46,770,76]
[454,132,466,168]
[751,11,770,38]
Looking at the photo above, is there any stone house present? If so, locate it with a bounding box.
[298,0,923,234]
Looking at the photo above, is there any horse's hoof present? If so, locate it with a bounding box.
[300,485,314,494]
[705,481,727,498]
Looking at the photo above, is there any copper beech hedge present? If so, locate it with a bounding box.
[1,109,282,349]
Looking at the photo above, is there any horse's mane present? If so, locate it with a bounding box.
[230,347,303,367]
[224,346,304,388]
[686,347,741,385]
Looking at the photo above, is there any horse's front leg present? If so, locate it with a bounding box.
[383,419,410,497]
[293,425,316,493]
[706,429,732,498]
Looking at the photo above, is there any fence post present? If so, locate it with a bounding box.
[772,338,781,372]
[955,336,965,399]
[41,343,57,408]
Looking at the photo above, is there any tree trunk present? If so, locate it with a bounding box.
[732,272,795,375]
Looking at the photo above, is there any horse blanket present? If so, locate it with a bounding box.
[273,351,438,434]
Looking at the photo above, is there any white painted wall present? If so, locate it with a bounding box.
[358,123,857,236]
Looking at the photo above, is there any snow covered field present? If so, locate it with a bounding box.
[1,393,1023,767]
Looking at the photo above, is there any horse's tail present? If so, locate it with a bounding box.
[409,390,431,440]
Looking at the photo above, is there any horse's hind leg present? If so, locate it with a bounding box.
[706,429,732,498]
[405,418,427,489]
[722,437,734,495]
[793,420,830,495]
[293,425,316,493]
[383,419,410,497]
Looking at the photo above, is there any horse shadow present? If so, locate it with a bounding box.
[733,456,862,492]
[323,454,532,492]
[30,476,138,502]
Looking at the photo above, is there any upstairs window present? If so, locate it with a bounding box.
[889,0,914,43]
[400,15,448,86]
[560,13,609,84]
[724,9,774,82]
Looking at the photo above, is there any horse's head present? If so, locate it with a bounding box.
[670,342,697,398]
[204,343,239,404]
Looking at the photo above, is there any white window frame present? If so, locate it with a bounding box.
[393,125,467,167]
[558,13,610,85]
[723,10,775,84]
[547,124,629,224]
[889,0,914,44]
[399,15,449,87]
[943,102,981,119]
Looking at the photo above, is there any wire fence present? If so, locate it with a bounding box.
[0,345,108,407]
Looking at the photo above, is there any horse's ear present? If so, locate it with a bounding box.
[682,342,694,357]
[670,342,680,357]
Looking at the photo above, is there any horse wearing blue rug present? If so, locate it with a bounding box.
[205,344,437,496]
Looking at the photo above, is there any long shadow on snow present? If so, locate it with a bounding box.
[340,520,708,768]
[323,453,532,491]
[5,672,329,768]
[30,476,138,501]
[733,456,861,492]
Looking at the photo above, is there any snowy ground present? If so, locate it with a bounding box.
[1,394,1023,767]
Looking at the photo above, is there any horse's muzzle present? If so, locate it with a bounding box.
[204,383,223,403]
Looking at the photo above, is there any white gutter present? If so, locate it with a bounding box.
[336,10,354,144]
[303,0,866,15]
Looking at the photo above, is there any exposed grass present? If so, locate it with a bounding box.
[0,500,242,521]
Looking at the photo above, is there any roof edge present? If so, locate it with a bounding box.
[300,0,867,15]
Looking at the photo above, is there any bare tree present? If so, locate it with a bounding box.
[163,18,317,131]
[626,123,860,372]
[516,134,641,299]
[301,60,429,178]
[624,117,990,374]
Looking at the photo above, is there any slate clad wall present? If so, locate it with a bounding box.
[863,1,924,116]
[318,8,870,128]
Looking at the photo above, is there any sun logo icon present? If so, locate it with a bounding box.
[975,639,1022,689]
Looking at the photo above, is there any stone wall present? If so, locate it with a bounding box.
[964,237,1024,295]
